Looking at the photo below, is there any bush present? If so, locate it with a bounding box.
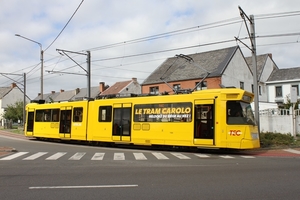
[260,132,299,148]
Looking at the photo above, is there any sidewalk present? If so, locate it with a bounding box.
[0,147,17,155]
[0,129,26,157]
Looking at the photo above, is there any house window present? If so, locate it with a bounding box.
[251,84,254,93]
[240,82,244,90]
[292,85,299,96]
[173,84,181,91]
[259,86,262,95]
[150,86,159,94]
[195,81,207,90]
[275,86,282,97]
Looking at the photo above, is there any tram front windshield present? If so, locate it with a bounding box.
[227,101,256,125]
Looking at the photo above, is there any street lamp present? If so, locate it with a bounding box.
[15,34,44,99]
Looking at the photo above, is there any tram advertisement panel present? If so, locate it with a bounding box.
[134,102,192,122]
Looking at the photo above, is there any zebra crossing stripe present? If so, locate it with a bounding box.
[133,153,147,160]
[114,153,125,160]
[23,152,48,160]
[170,153,191,159]
[152,152,169,159]
[91,153,105,160]
[194,154,210,158]
[219,155,234,159]
[240,156,255,158]
[0,151,261,161]
[0,152,28,160]
[69,152,86,160]
[46,152,67,160]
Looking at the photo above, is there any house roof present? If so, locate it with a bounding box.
[100,80,132,96]
[142,46,239,85]
[53,90,77,102]
[71,86,101,100]
[34,92,60,102]
[267,67,300,82]
[245,54,278,80]
[0,87,11,99]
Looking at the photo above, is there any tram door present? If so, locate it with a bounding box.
[59,106,72,139]
[25,108,35,136]
[112,103,132,142]
[194,99,215,146]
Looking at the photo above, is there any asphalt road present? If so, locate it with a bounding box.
[1,133,300,200]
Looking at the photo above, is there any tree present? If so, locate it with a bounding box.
[283,94,299,109]
[3,100,24,123]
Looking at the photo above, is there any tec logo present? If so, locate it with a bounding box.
[229,130,242,136]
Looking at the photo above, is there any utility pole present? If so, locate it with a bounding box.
[237,6,260,132]
[250,15,260,130]
[23,73,26,126]
[87,51,91,98]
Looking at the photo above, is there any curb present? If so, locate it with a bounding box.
[0,147,17,152]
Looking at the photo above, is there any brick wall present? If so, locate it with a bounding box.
[142,77,222,94]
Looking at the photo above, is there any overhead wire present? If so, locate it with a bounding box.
[3,10,300,90]
[44,0,85,51]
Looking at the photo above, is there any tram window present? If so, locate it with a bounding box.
[194,104,214,139]
[227,101,255,125]
[52,109,59,122]
[73,107,83,122]
[99,106,112,122]
[35,109,51,122]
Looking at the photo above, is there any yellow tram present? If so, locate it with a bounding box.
[25,88,260,149]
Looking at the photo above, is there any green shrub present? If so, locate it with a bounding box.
[260,132,299,148]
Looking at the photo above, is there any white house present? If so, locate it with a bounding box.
[0,83,30,126]
[266,67,300,105]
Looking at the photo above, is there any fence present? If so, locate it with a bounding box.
[259,108,300,135]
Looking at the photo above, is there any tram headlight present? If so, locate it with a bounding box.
[251,132,259,140]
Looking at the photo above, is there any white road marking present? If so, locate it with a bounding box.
[91,153,105,160]
[46,152,67,160]
[29,184,138,190]
[23,152,48,160]
[0,152,28,160]
[0,151,259,161]
[284,149,300,154]
[69,152,86,160]
[133,153,147,160]
[240,156,255,158]
[170,153,191,159]
[219,155,234,159]
[152,152,169,159]
[194,154,210,158]
[114,153,125,160]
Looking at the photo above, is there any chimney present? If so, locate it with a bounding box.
[132,77,137,83]
[51,91,55,94]
[268,53,272,59]
[60,89,64,93]
[75,88,80,95]
[99,82,105,92]
[11,83,17,88]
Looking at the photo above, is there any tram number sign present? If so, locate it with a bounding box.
[229,130,241,136]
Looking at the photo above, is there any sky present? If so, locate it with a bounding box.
[0,0,300,99]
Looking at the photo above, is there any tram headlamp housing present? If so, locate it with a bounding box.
[251,132,259,140]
